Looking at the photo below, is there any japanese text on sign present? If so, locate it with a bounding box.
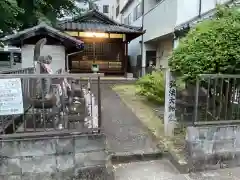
[0,78,23,115]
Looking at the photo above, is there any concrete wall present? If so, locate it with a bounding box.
[144,0,159,13]
[176,0,230,26]
[119,0,143,67]
[0,134,112,180]
[97,0,115,19]
[156,38,173,69]
[113,0,231,71]
[143,0,178,43]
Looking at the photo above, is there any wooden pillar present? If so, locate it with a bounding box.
[124,42,128,76]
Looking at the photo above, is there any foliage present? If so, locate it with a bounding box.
[136,71,165,104]
[0,0,24,34]
[16,0,79,29]
[169,5,240,82]
[0,0,84,35]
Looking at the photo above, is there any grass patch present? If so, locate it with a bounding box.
[112,84,186,164]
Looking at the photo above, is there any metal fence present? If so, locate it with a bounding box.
[0,73,103,137]
[193,74,240,125]
[0,67,34,74]
[171,73,240,126]
[184,74,240,171]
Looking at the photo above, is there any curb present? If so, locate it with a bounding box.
[110,151,164,164]
[109,150,189,174]
[164,151,189,174]
[80,79,136,84]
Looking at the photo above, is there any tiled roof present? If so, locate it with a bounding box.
[59,22,142,33]
[58,10,143,34]
[1,22,84,45]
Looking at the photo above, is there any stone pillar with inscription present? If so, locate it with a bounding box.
[163,37,179,136]
[164,69,177,136]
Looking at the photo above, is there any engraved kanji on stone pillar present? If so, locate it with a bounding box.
[164,69,177,136]
[164,37,179,136]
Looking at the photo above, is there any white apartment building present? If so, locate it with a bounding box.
[77,0,114,19]
[113,0,234,74]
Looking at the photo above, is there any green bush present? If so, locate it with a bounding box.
[169,5,240,82]
[136,71,165,104]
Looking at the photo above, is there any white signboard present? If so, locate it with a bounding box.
[0,78,23,115]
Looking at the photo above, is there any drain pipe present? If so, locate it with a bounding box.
[140,0,145,76]
[66,50,83,73]
[198,0,202,17]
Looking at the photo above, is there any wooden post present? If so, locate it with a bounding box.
[125,42,128,76]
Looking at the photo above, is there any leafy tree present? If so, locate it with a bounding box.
[0,0,83,35]
[169,5,240,83]
[0,0,24,33]
[16,0,79,29]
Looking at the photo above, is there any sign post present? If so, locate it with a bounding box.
[0,78,23,116]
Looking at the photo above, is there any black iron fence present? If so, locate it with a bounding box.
[0,73,103,136]
[183,74,240,171]
[0,71,111,180]
[194,74,240,125]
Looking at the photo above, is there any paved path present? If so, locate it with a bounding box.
[114,159,181,180]
[114,160,240,180]
[91,83,160,154]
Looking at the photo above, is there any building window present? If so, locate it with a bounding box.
[128,13,133,25]
[133,3,143,21]
[103,5,109,13]
[13,52,22,63]
[137,3,143,18]
[116,5,119,17]
[124,13,133,25]
[133,7,137,21]
[0,52,10,61]
[124,17,129,25]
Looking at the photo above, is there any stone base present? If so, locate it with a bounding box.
[0,134,109,179]
[1,166,114,180]
[165,121,178,137]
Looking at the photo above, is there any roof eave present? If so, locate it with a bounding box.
[62,10,120,26]
[1,23,84,46]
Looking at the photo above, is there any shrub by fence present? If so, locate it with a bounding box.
[135,71,165,105]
